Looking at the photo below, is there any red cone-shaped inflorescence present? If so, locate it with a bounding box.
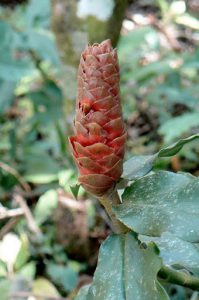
[69,39,126,196]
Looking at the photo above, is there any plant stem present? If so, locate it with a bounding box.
[98,190,129,234]
[158,265,199,291]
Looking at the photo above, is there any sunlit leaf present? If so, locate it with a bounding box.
[18,262,36,280]
[24,154,59,184]
[32,277,60,299]
[0,279,11,300]
[34,189,58,225]
[14,235,29,271]
[0,261,7,278]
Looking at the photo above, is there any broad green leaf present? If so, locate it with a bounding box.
[10,276,32,296]
[14,235,29,271]
[27,81,63,122]
[24,30,61,66]
[176,14,199,30]
[115,171,199,242]
[130,60,172,83]
[0,279,11,300]
[34,189,58,225]
[0,21,30,81]
[28,81,63,108]
[0,21,33,81]
[140,232,199,276]
[122,134,199,180]
[0,261,7,278]
[24,154,59,184]
[23,0,51,29]
[123,155,156,181]
[156,0,169,15]
[18,262,36,280]
[32,277,60,299]
[77,233,168,300]
[159,113,199,143]
[147,86,199,110]
[58,170,74,187]
[46,263,78,292]
[0,58,33,82]
[0,80,16,115]
[0,277,31,300]
[118,26,158,62]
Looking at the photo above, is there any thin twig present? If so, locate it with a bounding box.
[0,217,21,239]
[9,291,69,300]
[153,21,182,52]
[0,208,24,220]
[148,15,182,52]
[0,161,31,192]
[0,188,46,202]
[13,191,41,235]
[58,196,86,212]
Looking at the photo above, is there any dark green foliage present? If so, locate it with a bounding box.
[0,0,199,299]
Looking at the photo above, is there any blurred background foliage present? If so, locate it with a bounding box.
[0,0,198,299]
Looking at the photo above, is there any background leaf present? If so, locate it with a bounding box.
[34,189,58,225]
[14,235,29,271]
[159,113,199,143]
[122,134,199,181]
[158,133,199,157]
[32,277,60,299]
[0,279,11,300]
[18,262,36,280]
[46,263,78,292]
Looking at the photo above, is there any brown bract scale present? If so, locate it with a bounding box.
[69,39,126,196]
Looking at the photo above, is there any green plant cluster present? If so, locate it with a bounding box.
[0,0,199,299]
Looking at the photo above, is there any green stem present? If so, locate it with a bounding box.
[98,190,129,234]
[158,265,199,291]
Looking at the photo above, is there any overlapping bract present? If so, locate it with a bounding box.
[69,39,126,196]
